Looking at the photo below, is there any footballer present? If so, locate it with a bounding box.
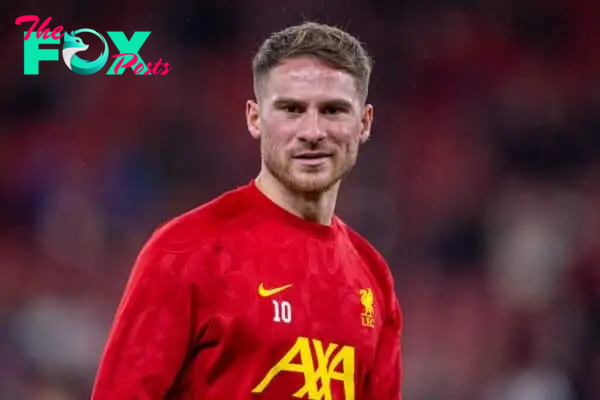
[92,22,402,399]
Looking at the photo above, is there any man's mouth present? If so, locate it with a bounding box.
[293,152,332,159]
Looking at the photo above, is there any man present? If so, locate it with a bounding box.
[92,22,402,399]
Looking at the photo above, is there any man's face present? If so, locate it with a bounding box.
[247,57,373,194]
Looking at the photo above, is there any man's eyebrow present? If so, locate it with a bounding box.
[272,98,353,108]
[321,99,353,109]
[273,98,306,106]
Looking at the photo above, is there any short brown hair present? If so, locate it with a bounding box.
[252,22,373,102]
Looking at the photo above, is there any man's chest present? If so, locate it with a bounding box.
[181,238,390,398]
[194,241,384,370]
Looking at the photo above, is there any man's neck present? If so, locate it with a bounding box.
[255,169,339,226]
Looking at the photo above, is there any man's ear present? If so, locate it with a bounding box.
[246,100,260,139]
[359,104,373,144]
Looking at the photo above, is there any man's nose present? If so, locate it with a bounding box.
[297,110,326,142]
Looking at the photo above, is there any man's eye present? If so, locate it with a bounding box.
[323,106,344,115]
[284,105,302,113]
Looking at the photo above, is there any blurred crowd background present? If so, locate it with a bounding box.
[2,0,600,398]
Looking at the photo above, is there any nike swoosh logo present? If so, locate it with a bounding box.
[258,283,293,297]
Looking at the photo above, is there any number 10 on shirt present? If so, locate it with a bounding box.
[272,300,292,323]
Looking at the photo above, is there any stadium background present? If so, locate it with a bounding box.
[2,0,600,398]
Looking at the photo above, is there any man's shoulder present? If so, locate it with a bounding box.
[147,183,257,250]
[339,221,388,269]
[339,220,395,291]
[339,221,400,319]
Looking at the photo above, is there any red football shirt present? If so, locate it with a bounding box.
[92,181,402,399]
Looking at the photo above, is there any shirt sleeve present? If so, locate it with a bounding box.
[91,241,200,399]
[362,288,403,399]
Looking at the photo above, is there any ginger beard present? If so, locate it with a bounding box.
[260,129,361,195]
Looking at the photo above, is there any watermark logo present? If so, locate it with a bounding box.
[15,15,171,75]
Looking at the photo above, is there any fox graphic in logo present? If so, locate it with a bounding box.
[62,29,108,75]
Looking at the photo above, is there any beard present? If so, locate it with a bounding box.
[261,138,358,195]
